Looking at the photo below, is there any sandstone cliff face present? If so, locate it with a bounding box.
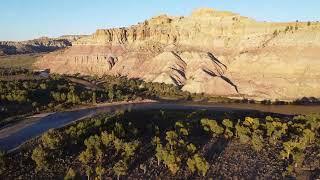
[35,8,320,100]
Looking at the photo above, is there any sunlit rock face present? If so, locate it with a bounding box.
[35,8,320,101]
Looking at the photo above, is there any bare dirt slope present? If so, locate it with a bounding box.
[35,8,320,101]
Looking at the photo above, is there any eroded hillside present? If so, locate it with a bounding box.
[0,35,86,56]
[35,8,320,100]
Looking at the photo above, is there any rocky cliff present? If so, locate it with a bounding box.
[35,8,320,100]
[0,35,86,55]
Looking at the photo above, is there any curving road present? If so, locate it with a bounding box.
[0,101,319,151]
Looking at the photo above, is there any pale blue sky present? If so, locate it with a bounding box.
[1,0,319,41]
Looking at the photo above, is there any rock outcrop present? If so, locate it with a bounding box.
[35,8,320,100]
[0,35,87,55]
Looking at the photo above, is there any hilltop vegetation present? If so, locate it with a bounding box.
[1,110,319,179]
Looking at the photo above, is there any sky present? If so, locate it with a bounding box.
[0,0,319,41]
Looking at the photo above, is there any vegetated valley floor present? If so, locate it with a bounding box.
[2,109,319,179]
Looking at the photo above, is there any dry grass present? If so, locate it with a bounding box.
[0,54,41,69]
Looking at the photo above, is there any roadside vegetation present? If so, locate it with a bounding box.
[1,109,319,179]
[1,67,319,126]
[0,67,191,126]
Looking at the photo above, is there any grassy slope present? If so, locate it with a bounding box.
[0,54,39,69]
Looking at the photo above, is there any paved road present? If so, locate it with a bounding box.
[0,101,319,151]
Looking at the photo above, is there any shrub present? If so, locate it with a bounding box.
[95,166,105,180]
[31,146,49,172]
[222,119,234,138]
[187,143,197,154]
[243,117,260,130]
[162,150,181,175]
[155,143,165,165]
[235,121,251,144]
[41,129,63,150]
[79,148,94,165]
[187,154,209,176]
[175,121,189,136]
[113,160,128,180]
[165,131,179,150]
[251,132,264,152]
[101,131,115,146]
[114,138,124,153]
[200,119,224,137]
[83,135,103,162]
[122,141,140,160]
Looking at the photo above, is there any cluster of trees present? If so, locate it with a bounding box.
[0,70,195,123]
[153,121,209,176]
[199,114,320,176]
[2,110,319,178]
[31,112,141,179]
[0,67,31,76]
[0,76,109,121]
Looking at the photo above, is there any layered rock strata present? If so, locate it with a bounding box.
[35,8,320,100]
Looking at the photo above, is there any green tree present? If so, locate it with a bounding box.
[31,146,49,172]
[155,143,165,165]
[162,150,181,175]
[222,119,234,138]
[41,129,63,150]
[243,117,260,130]
[187,143,197,154]
[251,132,264,152]
[85,166,93,180]
[122,141,140,160]
[165,131,179,150]
[235,121,251,144]
[95,166,105,180]
[187,154,209,176]
[101,131,115,146]
[113,138,124,153]
[113,160,128,180]
[200,119,224,137]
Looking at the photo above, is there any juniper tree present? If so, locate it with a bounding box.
[200,119,224,137]
[187,154,209,176]
[32,146,49,172]
[95,166,105,180]
[41,129,64,150]
[113,160,128,180]
[222,119,234,138]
